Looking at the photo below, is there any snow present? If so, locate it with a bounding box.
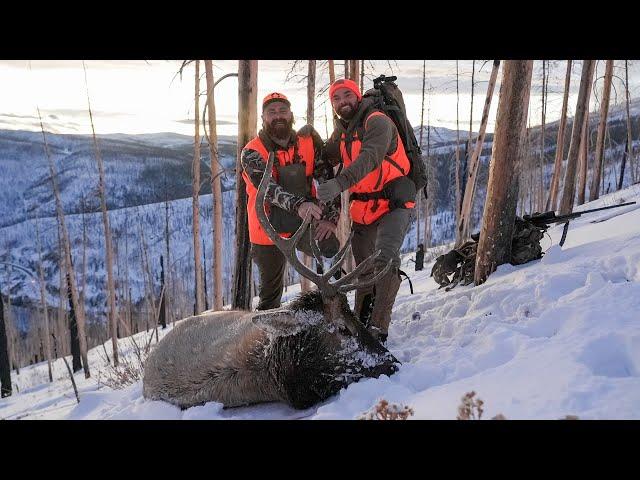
[2,184,640,420]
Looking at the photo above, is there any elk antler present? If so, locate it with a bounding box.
[256,152,392,298]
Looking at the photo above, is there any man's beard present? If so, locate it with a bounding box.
[265,118,293,139]
[337,101,357,120]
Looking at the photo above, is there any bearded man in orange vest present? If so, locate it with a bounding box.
[316,79,416,343]
[241,92,341,310]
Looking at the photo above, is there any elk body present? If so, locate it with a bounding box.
[143,154,399,410]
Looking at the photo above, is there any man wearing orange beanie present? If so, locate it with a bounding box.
[241,92,341,310]
[317,78,416,343]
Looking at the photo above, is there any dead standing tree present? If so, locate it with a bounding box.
[35,214,53,382]
[559,60,596,216]
[204,60,224,311]
[547,60,572,211]
[232,60,258,310]
[301,60,317,293]
[589,60,614,202]
[0,281,11,397]
[38,108,91,378]
[577,62,595,205]
[456,60,501,246]
[192,60,205,314]
[83,62,119,366]
[474,60,533,286]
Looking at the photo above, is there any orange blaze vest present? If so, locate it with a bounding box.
[340,111,414,225]
[243,134,316,245]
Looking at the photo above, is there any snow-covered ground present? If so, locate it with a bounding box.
[2,184,640,420]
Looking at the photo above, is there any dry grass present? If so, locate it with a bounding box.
[456,391,581,420]
[357,399,415,420]
[96,334,153,390]
[457,391,484,420]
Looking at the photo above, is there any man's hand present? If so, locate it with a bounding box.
[297,201,323,221]
[316,178,342,203]
[313,219,337,241]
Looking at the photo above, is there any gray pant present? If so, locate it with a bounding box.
[251,230,339,311]
[352,208,412,334]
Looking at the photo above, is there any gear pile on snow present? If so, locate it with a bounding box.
[431,217,546,290]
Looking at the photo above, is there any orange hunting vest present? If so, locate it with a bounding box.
[243,134,316,245]
[339,111,414,225]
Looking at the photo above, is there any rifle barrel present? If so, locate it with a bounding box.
[550,201,637,224]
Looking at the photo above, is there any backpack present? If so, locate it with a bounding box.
[363,75,428,196]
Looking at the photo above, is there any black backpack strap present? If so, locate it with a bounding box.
[398,269,414,294]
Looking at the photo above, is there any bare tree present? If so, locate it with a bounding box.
[0,280,11,397]
[589,60,615,201]
[468,60,476,160]
[301,60,317,292]
[35,214,53,382]
[454,61,462,237]
[456,60,501,245]
[192,60,205,313]
[621,60,635,188]
[232,60,258,310]
[475,60,533,285]
[417,60,426,247]
[547,60,572,211]
[83,62,119,366]
[204,60,224,310]
[577,63,595,205]
[39,108,90,378]
[560,60,596,215]
[539,60,548,211]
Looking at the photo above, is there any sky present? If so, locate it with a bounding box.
[1,60,639,139]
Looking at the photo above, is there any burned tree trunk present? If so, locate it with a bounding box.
[547,60,572,211]
[204,60,224,311]
[67,269,82,373]
[83,63,119,366]
[301,60,316,292]
[475,60,533,286]
[577,63,595,205]
[232,60,258,310]
[589,60,614,202]
[454,61,462,236]
[417,59,426,247]
[457,60,500,245]
[35,215,53,382]
[0,282,11,398]
[159,255,167,330]
[39,109,90,378]
[559,60,596,215]
[192,60,205,314]
[623,60,635,187]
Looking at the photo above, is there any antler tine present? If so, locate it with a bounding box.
[256,152,332,292]
[333,248,382,287]
[337,258,393,294]
[323,231,354,280]
[308,223,325,273]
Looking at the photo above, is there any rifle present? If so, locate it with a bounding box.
[523,201,636,246]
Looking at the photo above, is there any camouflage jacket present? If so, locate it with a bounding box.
[241,126,341,223]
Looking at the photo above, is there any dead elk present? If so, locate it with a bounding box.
[143,153,399,410]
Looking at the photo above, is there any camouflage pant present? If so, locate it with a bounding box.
[352,208,412,336]
[251,230,339,311]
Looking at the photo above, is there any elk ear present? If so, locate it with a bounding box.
[252,310,301,337]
